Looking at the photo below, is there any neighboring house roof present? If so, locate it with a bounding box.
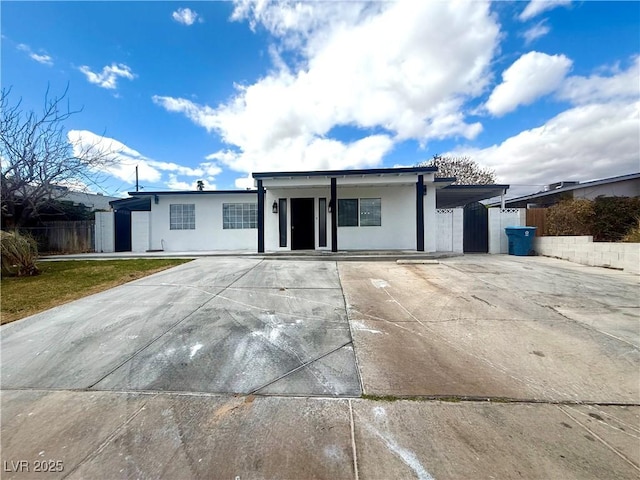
[59,190,120,211]
[8,184,120,211]
[487,172,640,207]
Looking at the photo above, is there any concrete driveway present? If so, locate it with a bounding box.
[1,255,638,479]
[1,258,360,396]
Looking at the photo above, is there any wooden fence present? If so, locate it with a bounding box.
[526,208,547,236]
[22,221,95,253]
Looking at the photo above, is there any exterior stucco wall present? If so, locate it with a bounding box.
[336,185,416,251]
[264,184,430,251]
[131,211,150,252]
[149,193,257,252]
[424,184,437,253]
[264,187,331,252]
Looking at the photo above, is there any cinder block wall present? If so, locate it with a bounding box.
[534,236,640,274]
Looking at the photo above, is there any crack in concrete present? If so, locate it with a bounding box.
[348,399,359,480]
[558,405,640,472]
[3,387,640,407]
[353,285,570,400]
[61,396,153,479]
[249,341,353,395]
[544,305,640,350]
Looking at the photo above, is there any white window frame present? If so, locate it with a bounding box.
[223,203,258,229]
[169,204,195,230]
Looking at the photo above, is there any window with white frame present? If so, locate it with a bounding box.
[169,204,195,230]
[338,198,381,227]
[223,203,257,229]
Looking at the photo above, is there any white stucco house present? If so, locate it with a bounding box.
[96,166,509,254]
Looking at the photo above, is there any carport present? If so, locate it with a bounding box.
[109,196,151,252]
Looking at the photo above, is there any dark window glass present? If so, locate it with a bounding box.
[338,199,358,226]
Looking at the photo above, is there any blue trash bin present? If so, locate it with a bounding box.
[505,226,537,256]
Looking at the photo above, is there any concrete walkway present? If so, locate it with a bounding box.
[39,249,459,262]
[1,255,638,479]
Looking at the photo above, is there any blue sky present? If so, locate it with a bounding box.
[2,1,639,198]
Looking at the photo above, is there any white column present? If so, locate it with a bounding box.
[424,185,437,252]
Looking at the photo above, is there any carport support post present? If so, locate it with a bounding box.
[416,175,425,251]
[331,177,337,252]
[257,180,265,253]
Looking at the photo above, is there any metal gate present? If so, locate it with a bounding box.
[463,202,488,253]
[114,209,132,252]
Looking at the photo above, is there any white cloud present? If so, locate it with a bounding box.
[235,175,255,190]
[452,56,640,195]
[521,20,550,45]
[66,130,221,191]
[167,175,212,191]
[17,43,53,66]
[78,63,135,90]
[450,101,639,196]
[519,0,571,22]
[558,56,640,105]
[155,1,500,175]
[30,53,53,66]
[485,51,572,116]
[172,8,200,26]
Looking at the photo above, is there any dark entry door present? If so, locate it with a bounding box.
[463,202,488,253]
[291,198,315,250]
[114,209,132,252]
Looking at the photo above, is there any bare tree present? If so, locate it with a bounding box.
[1,86,114,227]
[418,154,496,185]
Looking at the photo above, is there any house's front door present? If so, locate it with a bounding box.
[291,198,315,250]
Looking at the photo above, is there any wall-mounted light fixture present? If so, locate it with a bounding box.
[154,195,159,205]
[272,201,278,214]
[328,199,334,213]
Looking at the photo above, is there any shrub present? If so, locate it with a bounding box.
[622,219,640,243]
[546,199,595,236]
[1,230,39,276]
[592,196,640,242]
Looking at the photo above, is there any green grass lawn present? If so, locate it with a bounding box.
[1,259,191,325]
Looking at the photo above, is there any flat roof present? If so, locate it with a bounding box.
[127,190,257,196]
[437,184,510,208]
[253,166,437,179]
